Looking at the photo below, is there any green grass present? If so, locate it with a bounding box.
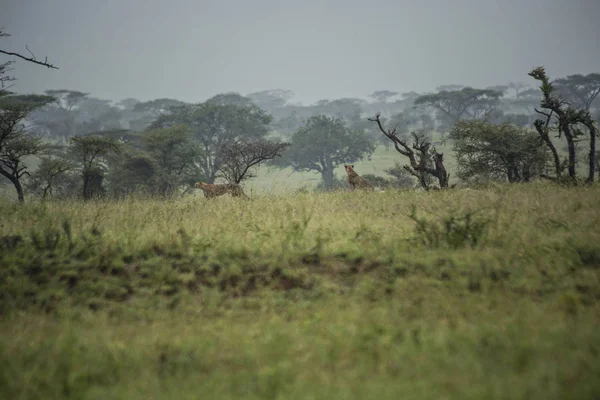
[245,140,459,194]
[1,183,600,399]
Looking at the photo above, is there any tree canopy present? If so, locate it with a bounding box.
[277,115,375,188]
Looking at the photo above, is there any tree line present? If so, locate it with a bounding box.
[1,29,599,202]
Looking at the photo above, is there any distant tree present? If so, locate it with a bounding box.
[206,92,255,107]
[369,90,399,103]
[69,135,120,199]
[384,163,419,188]
[143,125,201,196]
[435,84,465,92]
[116,98,141,110]
[133,98,187,118]
[400,91,421,103]
[529,66,598,184]
[554,73,600,111]
[27,89,88,139]
[507,82,528,98]
[273,110,304,136]
[150,101,272,183]
[385,111,435,139]
[216,138,290,184]
[105,149,157,198]
[277,115,375,188]
[361,166,416,190]
[498,113,533,128]
[25,155,74,200]
[449,120,548,183]
[0,94,54,202]
[414,87,503,125]
[311,98,365,124]
[508,87,542,113]
[368,113,449,191]
[486,85,510,98]
[247,89,295,110]
[76,97,123,132]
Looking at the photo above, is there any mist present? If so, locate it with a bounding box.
[3,0,600,105]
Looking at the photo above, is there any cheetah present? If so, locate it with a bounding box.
[344,165,374,191]
[194,182,249,199]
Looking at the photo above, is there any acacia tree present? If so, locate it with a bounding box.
[143,125,202,196]
[529,67,598,184]
[26,155,74,200]
[369,90,399,103]
[0,94,54,202]
[278,115,375,188]
[414,87,503,131]
[69,135,120,199]
[368,113,449,191]
[246,89,295,111]
[26,89,92,142]
[150,100,272,183]
[554,73,600,111]
[217,138,290,184]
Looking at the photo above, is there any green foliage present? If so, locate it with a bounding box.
[277,115,375,188]
[408,205,493,249]
[449,120,549,183]
[69,135,121,199]
[150,101,272,182]
[143,125,201,195]
[205,92,255,107]
[384,163,418,188]
[216,138,290,184]
[529,66,598,183]
[0,94,55,202]
[25,156,75,199]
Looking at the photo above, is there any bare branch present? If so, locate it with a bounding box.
[0,42,58,70]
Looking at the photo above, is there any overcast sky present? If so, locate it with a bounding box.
[2,0,599,105]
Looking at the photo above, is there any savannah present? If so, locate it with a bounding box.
[2,2,600,399]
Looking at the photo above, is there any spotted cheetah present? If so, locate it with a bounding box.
[194,182,249,199]
[344,165,374,191]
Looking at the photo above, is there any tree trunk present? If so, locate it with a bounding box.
[522,163,531,182]
[563,126,577,180]
[0,169,25,203]
[534,121,562,178]
[432,152,449,189]
[83,168,105,200]
[586,124,597,184]
[321,167,335,189]
[14,178,24,203]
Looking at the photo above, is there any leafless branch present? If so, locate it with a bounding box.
[0,48,58,69]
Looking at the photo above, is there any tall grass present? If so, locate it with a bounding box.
[1,182,599,399]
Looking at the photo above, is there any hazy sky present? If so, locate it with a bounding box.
[2,0,599,105]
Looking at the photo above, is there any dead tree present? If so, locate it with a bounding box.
[367,113,449,191]
[529,67,597,184]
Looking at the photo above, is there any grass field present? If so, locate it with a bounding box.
[1,182,600,399]
[244,138,459,195]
